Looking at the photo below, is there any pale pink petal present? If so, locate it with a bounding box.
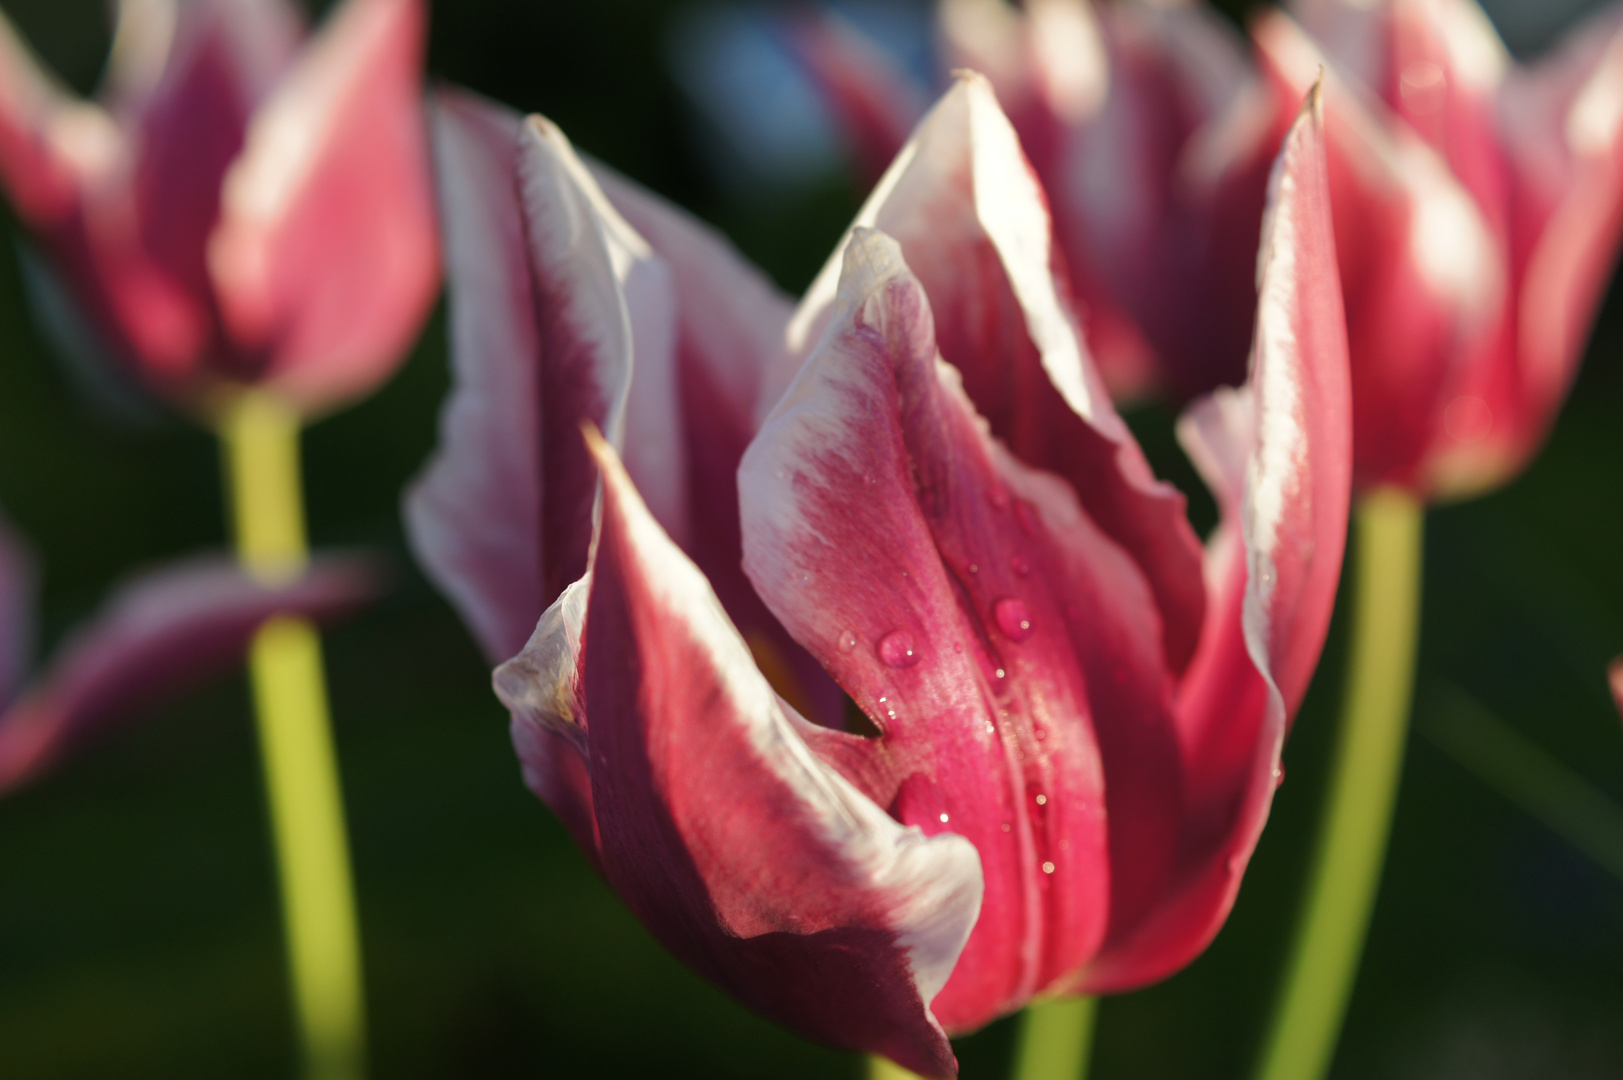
[1428,10,1623,496]
[776,74,1207,673]
[496,434,982,1077]
[207,0,437,414]
[406,96,686,663]
[743,228,1194,1029]
[0,552,383,793]
[1085,87,1351,990]
[1255,12,1502,490]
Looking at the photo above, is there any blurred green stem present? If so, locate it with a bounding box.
[1012,997,1096,1080]
[1422,687,1623,884]
[866,996,1095,1080]
[1252,488,1423,1080]
[222,391,366,1080]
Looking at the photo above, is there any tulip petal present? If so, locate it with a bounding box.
[1429,8,1623,495]
[742,227,1195,1028]
[1255,12,1501,490]
[407,93,684,663]
[123,0,302,333]
[589,162,848,727]
[496,434,981,1077]
[207,0,437,414]
[0,8,107,224]
[0,552,384,794]
[1084,87,1351,990]
[775,73,1207,675]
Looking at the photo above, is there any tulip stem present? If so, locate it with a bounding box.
[222,390,366,1080]
[1012,997,1096,1080]
[1251,488,1423,1080]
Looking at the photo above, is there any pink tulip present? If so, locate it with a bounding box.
[788,0,1260,400]
[796,0,1623,498]
[408,76,1349,1076]
[0,0,438,417]
[0,511,382,793]
[1245,0,1623,495]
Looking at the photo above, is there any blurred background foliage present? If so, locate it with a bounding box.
[0,0,1621,1077]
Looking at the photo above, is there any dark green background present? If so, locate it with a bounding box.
[1,0,1620,1076]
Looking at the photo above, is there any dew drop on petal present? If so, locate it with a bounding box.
[877,631,921,668]
[837,630,859,653]
[994,597,1034,642]
[984,721,996,735]
[1001,822,1011,832]
[938,813,950,824]
[1042,861,1055,875]
[988,489,1009,510]
[968,562,980,575]
[1034,793,1047,806]
[1033,727,1047,742]
[1010,555,1031,577]
[995,668,1006,680]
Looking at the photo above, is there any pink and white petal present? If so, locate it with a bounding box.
[779,7,926,186]
[778,74,1207,673]
[1256,13,1502,490]
[1432,13,1623,497]
[588,161,848,726]
[744,228,1189,1028]
[0,10,117,224]
[497,433,982,1076]
[406,90,544,663]
[1086,89,1351,991]
[206,0,437,414]
[406,98,685,662]
[0,552,384,794]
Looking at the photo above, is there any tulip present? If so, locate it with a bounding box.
[0,0,438,418]
[785,0,1260,401]
[0,511,381,793]
[408,75,1349,1076]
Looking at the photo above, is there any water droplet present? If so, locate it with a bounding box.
[1042,861,1055,875]
[938,813,950,824]
[1034,793,1048,806]
[1033,727,1047,742]
[994,668,1006,680]
[953,642,964,654]
[967,562,980,575]
[837,630,859,653]
[1010,555,1031,577]
[984,721,996,735]
[988,489,1009,510]
[993,598,1034,642]
[877,631,921,668]
[1001,822,1011,833]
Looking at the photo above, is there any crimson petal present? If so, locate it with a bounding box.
[496,434,981,1077]
[1085,86,1351,990]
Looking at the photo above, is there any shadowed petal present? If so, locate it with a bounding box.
[775,73,1207,675]
[407,95,684,663]
[0,552,384,794]
[0,514,33,708]
[1084,86,1351,991]
[207,0,437,413]
[497,434,981,1077]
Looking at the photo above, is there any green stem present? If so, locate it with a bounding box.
[865,996,1096,1080]
[222,391,366,1080]
[1251,488,1424,1080]
[1012,997,1096,1080]
[1421,687,1623,885]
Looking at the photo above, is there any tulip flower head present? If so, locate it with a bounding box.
[0,0,438,418]
[794,0,1623,499]
[409,75,1351,1076]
